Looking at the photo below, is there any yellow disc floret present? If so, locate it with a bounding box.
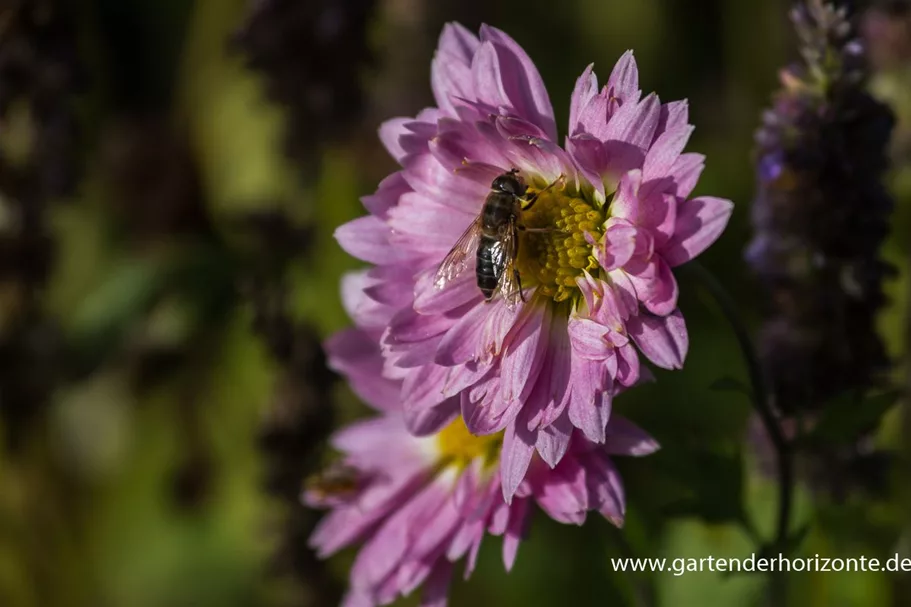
[436,418,502,469]
[517,184,604,303]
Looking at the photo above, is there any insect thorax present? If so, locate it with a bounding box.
[480,192,518,235]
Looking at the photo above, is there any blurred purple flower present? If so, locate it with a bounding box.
[333,23,731,500]
[747,0,894,414]
[309,329,658,607]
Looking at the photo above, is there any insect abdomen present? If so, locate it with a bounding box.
[476,234,502,300]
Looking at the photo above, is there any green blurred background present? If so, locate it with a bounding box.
[1,0,909,606]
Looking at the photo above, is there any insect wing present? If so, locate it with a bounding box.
[494,225,524,308]
[434,216,482,290]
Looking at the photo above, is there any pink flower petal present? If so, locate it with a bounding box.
[534,455,590,525]
[662,196,734,266]
[325,329,402,411]
[653,100,689,142]
[576,94,611,140]
[479,25,557,140]
[567,317,611,360]
[432,27,478,116]
[502,497,531,571]
[627,308,688,369]
[361,172,410,220]
[335,216,400,265]
[535,413,573,468]
[387,192,476,258]
[608,169,641,221]
[461,375,522,435]
[605,270,639,319]
[606,50,641,106]
[438,22,480,62]
[605,416,661,456]
[524,315,573,430]
[419,560,454,607]
[351,475,452,587]
[380,117,413,163]
[404,396,460,436]
[625,256,679,316]
[568,356,614,443]
[499,305,550,409]
[400,363,489,430]
[364,265,416,307]
[342,271,396,329]
[670,152,705,198]
[598,222,639,270]
[582,453,626,526]
[643,124,694,182]
[436,299,519,366]
[500,419,536,502]
[615,342,641,387]
[413,270,483,316]
[602,92,661,152]
[569,63,598,136]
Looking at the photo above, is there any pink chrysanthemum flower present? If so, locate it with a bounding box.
[336,23,732,499]
[310,330,658,607]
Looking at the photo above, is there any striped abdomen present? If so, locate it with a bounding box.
[476,234,503,300]
[475,192,516,300]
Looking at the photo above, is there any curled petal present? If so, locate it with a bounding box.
[567,317,611,360]
[405,396,460,437]
[362,172,410,219]
[534,454,589,525]
[627,309,688,369]
[625,256,679,316]
[535,413,573,468]
[568,356,614,443]
[662,196,735,266]
[583,453,626,526]
[379,118,412,164]
[614,342,640,387]
[606,416,661,456]
[594,222,639,270]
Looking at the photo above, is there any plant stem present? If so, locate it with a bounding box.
[683,261,794,596]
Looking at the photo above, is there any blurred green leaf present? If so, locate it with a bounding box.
[709,376,751,398]
[662,450,746,525]
[70,256,170,347]
[802,391,900,446]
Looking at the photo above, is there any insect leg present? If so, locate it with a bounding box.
[511,218,526,302]
[517,225,557,233]
[522,173,566,210]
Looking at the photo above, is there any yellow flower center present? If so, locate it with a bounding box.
[517,185,605,302]
[436,418,502,468]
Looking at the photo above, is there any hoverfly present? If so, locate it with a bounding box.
[303,464,362,506]
[433,169,562,307]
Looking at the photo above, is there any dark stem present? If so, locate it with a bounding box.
[900,244,911,606]
[683,261,794,595]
